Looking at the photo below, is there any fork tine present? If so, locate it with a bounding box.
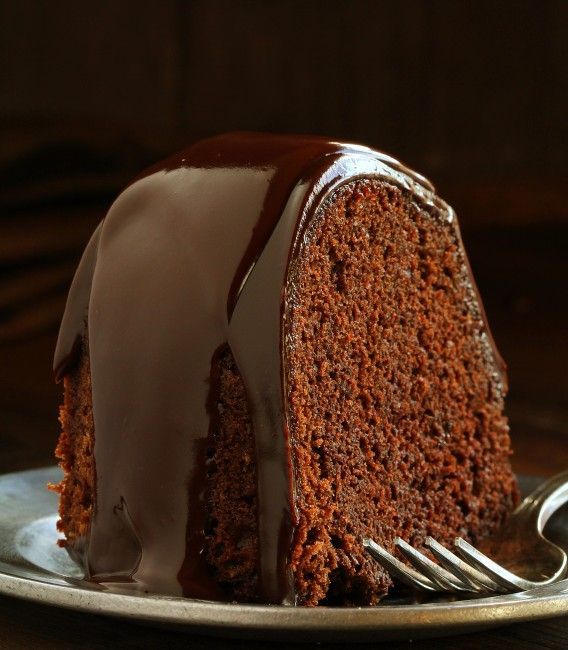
[425,537,504,593]
[363,539,438,592]
[394,538,472,592]
[454,538,532,592]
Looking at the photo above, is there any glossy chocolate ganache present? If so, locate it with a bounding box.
[54,132,504,604]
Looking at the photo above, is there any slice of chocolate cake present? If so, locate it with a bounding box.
[52,133,519,605]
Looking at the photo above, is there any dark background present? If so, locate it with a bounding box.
[2,0,567,475]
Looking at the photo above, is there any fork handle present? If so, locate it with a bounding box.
[516,469,568,532]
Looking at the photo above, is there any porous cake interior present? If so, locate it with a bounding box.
[51,340,95,548]
[204,345,259,599]
[284,179,518,605]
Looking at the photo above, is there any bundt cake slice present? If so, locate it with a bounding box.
[52,133,519,605]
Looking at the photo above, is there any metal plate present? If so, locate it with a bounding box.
[0,467,567,642]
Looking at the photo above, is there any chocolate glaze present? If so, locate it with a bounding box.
[54,132,505,604]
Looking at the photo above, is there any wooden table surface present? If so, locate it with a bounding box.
[1,213,567,647]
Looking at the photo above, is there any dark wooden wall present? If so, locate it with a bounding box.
[2,1,567,179]
[1,1,567,469]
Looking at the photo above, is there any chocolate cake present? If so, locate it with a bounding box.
[52,132,519,606]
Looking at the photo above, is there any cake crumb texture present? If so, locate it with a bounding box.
[205,345,259,599]
[51,340,95,548]
[285,179,519,605]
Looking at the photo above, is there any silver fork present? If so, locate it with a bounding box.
[363,469,568,594]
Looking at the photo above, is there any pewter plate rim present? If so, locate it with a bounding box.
[0,466,567,642]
